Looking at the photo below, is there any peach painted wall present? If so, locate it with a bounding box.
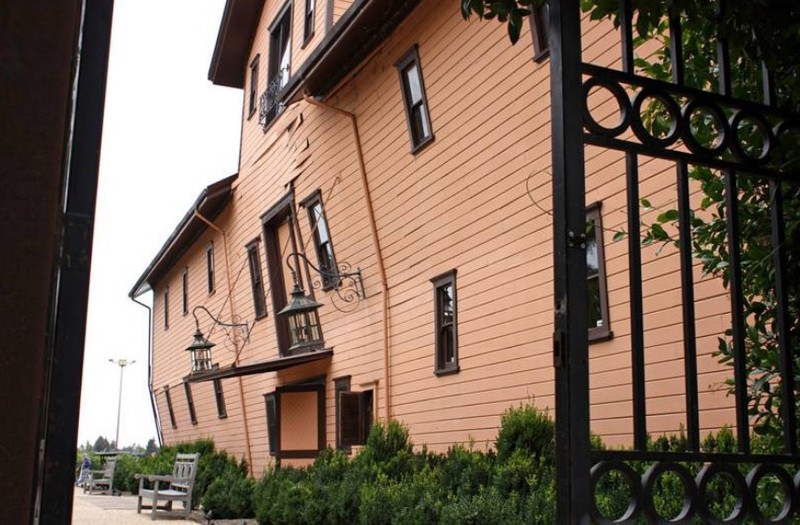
[146,0,737,475]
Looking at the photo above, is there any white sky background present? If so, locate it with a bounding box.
[78,0,241,448]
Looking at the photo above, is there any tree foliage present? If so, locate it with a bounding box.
[464,1,800,442]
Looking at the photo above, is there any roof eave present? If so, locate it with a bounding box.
[129,174,238,299]
[208,0,265,88]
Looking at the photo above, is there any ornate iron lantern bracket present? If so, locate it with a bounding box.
[291,252,365,313]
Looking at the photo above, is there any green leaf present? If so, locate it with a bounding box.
[612,231,627,242]
[640,198,652,209]
[656,209,679,223]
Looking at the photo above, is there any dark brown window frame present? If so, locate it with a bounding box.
[303,0,315,45]
[246,240,268,319]
[262,192,317,357]
[164,385,177,429]
[586,202,612,342]
[300,189,338,290]
[181,267,188,316]
[184,381,197,425]
[163,287,169,330]
[264,2,293,128]
[248,54,259,119]
[333,376,351,451]
[213,378,227,419]
[263,380,326,460]
[395,44,434,153]
[339,389,373,448]
[431,270,459,376]
[529,1,550,63]
[206,241,215,294]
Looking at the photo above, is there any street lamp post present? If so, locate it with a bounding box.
[109,358,136,449]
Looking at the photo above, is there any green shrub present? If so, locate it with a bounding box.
[201,464,255,519]
[439,445,494,497]
[495,403,554,464]
[439,487,523,525]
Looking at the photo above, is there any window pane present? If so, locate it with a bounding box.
[404,63,422,103]
[439,283,454,323]
[588,275,602,328]
[441,326,455,363]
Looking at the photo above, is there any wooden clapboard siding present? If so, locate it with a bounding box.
[143,0,744,472]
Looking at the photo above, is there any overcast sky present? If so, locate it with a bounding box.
[77,0,242,448]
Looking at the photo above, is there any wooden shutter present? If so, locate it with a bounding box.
[265,393,278,455]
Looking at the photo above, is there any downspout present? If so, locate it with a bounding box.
[302,93,391,421]
[193,208,255,475]
[131,296,163,446]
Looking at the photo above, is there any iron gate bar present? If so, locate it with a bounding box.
[772,181,797,455]
[676,160,700,451]
[724,169,751,454]
[619,0,647,451]
[625,152,647,452]
[668,0,683,86]
[762,58,797,457]
[549,0,591,521]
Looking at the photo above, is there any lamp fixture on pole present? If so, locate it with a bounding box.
[186,306,251,374]
[108,358,135,449]
[277,255,324,353]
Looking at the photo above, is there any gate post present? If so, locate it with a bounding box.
[548,0,591,522]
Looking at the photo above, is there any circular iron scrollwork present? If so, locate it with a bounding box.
[582,77,632,138]
[729,109,774,165]
[746,464,797,524]
[630,87,682,149]
[695,463,748,524]
[590,460,641,524]
[641,461,696,523]
[682,96,730,157]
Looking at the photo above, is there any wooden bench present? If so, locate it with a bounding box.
[83,456,116,495]
[135,452,200,520]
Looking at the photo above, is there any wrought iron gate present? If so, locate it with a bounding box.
[549,1,799,522]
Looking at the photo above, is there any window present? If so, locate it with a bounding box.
[334,376,351,450]
[529,1,550,62]
[247,241,267,319]
[213,379,227,419]
[301,190,338,289]
[181,267,188,315]
[164,385,177,429]
[163,287,169,330]
[262,193,310,356]
[586,203,611,341]
[432,270,459,375]
[264,382,326,459]
[184,382,197,425]
[396,45,434,152]
[248,55,259,118]
[339,390,373,447]
[206,242,215,294]
[303,0,315,43]
[264,4,292,126]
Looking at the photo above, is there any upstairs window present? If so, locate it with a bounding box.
[163,287,169,330]
[301,190,338,289]
[181,267,188,315]
[248,55,259,118]
[586,203,611,341]
[303,0,315,43]
[339,390,373,447]
[432,270,459,375]
[396,45,434,152]
[264,393,278,455]
[529,1,550,62]
[263,4,292,127]
[246,241,268,319]
[206,242,215,294]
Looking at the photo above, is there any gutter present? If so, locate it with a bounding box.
[192,207,255,475]
[302,93,392,422]
[131,296,163,446]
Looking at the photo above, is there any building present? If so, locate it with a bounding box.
[130,0,735,474]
